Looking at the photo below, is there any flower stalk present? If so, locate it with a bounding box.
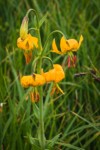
[35,11,45,149]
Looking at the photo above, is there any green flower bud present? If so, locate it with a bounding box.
[20,16,29,40]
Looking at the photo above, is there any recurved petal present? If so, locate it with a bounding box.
[28,34,38,48]
[60,36,70,53]
[51,39,62,54]
[78,35,83,49]
[67,39,79,51]
[41,69,56,83]
[54,64,65,83]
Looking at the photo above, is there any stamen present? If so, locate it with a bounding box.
[67,56,71,68]
[72,55,77,67]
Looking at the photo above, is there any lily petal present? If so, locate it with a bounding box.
[51,39,62,54]
[29,34,38,48]
[24,51,32,64]
[42,64,65,83]
[67,39,79,51]
[60,36,70,53]
[54,64,65,83]
[78,35,84,49]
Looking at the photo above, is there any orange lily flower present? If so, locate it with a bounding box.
[18,15,38,50]
[42,64,65,83]
[20,74,46,88]
[17,34,38,64]
[51,35,83,68]
[18,15,38,51]
[17,15,38,64]
[17,34,38,51]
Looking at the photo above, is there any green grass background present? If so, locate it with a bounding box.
[0,0,100,150]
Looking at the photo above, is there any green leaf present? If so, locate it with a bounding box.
[71,111,100,131]
[39,12,48,27]
[46,133,61,148]
[56,142,85,150]
[27,134,41,150]
[83,132,100,148]
[33,103,40,120]
[2,115,13,141]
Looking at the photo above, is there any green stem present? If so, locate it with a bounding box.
[42,56,54,68]
[35,11,45,149]
[28,8,45,149]
[41,30,64,56]
[26,9,42,51]
[37,58,45,150]
[39,82,45,149]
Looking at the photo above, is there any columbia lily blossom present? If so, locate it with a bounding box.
[17,34,38,64]
[17,34,38,51]
[41,64,65,83]
[51,35,83,68]
[20,74,46,88]
[17,15,38,64]
[18,15,38,50]
[41,64,65,95]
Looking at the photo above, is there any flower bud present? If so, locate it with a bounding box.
[20,16,29,40]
